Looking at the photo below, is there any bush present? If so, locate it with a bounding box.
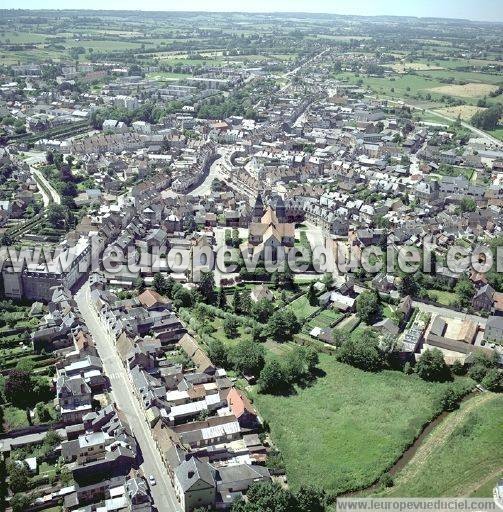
[437,380,475,412]
[379,473,394,488]
[481,369,502,392]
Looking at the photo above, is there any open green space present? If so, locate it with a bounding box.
[287,294,320,321]
[253,354,462,495]
[382,393,503,497]
[427,290,458,306]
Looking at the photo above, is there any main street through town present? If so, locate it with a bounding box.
[75,281,181,512]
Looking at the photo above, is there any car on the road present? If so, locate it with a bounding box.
[149,475,156,486]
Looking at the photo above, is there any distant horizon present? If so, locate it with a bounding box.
[3,1,503,23]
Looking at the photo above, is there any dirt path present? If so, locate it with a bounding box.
[389,393,497,490]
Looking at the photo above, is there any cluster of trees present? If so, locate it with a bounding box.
[258,345,319,394]
[471,104,502,131]
[7,430,60,494]
[208,337,265,377]
[398,271,475,310]
[355,290,381,324]
[2,368,52,409]
[157,267,301,343]
[197,89,257,120]
[335,329,388,372]
[411,348,502,392]
[414,348,451,382]
[228,482,326,512]
[152,273,207,309]
[463,352,502,392]
[90,100,177,129]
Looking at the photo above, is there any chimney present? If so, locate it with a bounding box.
[188,471,195,479]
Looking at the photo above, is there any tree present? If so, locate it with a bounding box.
[217,288,227,310]
[5,370,32,408]
[251,324,266,343]
[439,386,461,411]
[451,360,465,376]
[229,339,265,376]
[459,197,476,213]
[236,481,297,512]
[133,276,145,294]
[356,290,380,324]
[7,460,29,492]
[258,359,289,394]
[173,288,192,308]
[296,486,326,512]
[198,271,215,304]
[10,493,32,512]
[332,329,350,348]
[284,347,308,383]
[399,274,419,297]
[305,347,320,373]
[454,277,475,307]
[153,273,168,295]
[267,310,300,342]
[307,283,318,306]
[35,402,51,422]
[239,291,252,315]
[378,474,394,488]
[481,369,502,392]
[252,299,272,323]
[336,331,384,372]
[43,430,61,449]
[207,339,227,368]
[232,289,241,314]
[46,203,69,230]
[415,349,450,382]
[223,317,239,338]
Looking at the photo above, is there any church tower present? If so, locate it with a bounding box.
[251,193,265,223]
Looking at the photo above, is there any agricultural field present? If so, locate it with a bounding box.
[428,83,499,99]
[381,393,503,497]
[433,105,486,121]
[253,354,462,495]
[391,62,445,73]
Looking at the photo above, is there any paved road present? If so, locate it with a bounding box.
[189,152,224,197]
[189,146,240,197]
[75,282,181,512]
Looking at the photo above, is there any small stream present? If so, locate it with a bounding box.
[340,390,480,497]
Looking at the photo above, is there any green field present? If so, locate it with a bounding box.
[427,290,458,306]
[287,294,320,321]
[304,309,344,331]
[253,355,460,495]
[382,393,503,497]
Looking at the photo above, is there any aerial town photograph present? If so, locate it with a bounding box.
[0,0,501,511]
